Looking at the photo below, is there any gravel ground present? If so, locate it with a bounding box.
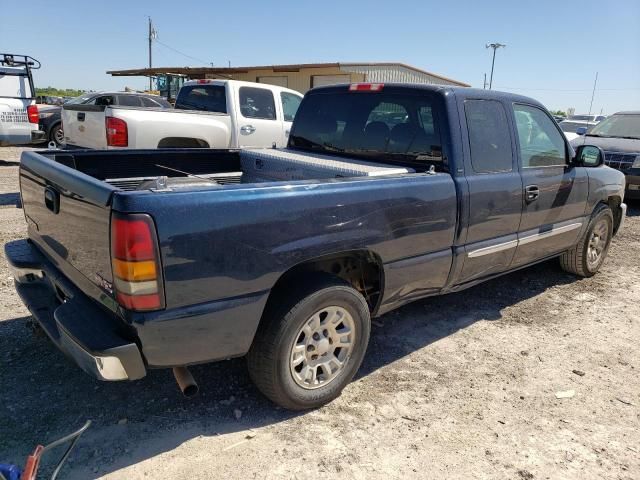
[0,146,638,479]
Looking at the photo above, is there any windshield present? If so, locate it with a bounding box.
[587,114,640,139]
[289,90,444,169]
[65,93,94,105]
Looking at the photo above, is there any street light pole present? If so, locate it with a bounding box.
[485,43,506,90]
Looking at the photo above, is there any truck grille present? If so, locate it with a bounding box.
[0,108,28,123]
[604,152,637,171]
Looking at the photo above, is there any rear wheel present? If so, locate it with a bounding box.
[247,275,370,410]
[560,204,613,277]
[50,123,64,146]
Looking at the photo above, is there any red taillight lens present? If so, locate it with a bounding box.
[27,104,39,124]
[111,213,164,311]
[106,116,128,147]
[348,83,384,92]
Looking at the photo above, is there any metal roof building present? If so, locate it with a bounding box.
[107,62,470,96]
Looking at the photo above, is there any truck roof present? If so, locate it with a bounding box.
[308,83,545,109]
[182,79,302,97]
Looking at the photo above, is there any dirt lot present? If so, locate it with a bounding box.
[0,146,638,479]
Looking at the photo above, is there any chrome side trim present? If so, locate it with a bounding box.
[467,240,518,258]
[518,223,582,246]
[467,222,583,258]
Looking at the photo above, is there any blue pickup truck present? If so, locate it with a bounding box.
[6,83,627,410]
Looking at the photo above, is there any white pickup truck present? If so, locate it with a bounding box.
[0,54,46,146]
[61,79,303,149]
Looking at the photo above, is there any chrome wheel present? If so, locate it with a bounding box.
[587,218,609,268]
[289,306,355,390]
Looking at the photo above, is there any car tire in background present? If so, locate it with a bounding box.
[560,203,613,277]
[247,274,371,410]
[49,123,64,147]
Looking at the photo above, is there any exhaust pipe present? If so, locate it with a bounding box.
[173,367,199,397]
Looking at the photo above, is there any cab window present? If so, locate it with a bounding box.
[513,104,566,168]
[240,87,276,120]
[281,92,302,122]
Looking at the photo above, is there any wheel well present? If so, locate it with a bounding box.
[607,196,623,233]
[268,251,384,314]
[157,137,210,148]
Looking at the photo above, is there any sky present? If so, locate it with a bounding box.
[1,0,639,114]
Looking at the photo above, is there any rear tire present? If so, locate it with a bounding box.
[50,123,64,146]
[560,204,613,277]
[247,275,371,410]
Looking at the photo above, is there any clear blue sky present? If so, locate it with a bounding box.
[2,0,639,113]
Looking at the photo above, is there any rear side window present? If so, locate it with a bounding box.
[281,92,302,122]
[240,87,276,120]
[175,85,227,113]
[94,96,115,106]
[141,96,171,108]
[464,100,513,173]
[117,95,142,107]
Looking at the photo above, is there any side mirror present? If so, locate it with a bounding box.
[576,127,587,136]
[575,145,604,167]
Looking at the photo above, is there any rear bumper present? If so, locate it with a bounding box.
[5,239,146,381]
[0,126,45,146]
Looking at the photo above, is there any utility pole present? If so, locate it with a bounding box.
[485,43,506,89]
[483,73,487,89]
[588,72,598,117]
[148,17,156,91]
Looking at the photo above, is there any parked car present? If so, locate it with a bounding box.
[37,105,63,146]
[0,53,45,146]
[61,79,303,149]
[6,83,626,410]
[559,119,598,141]
[571,111,640,199]
[36,95,63,106]
[569,114,607,122]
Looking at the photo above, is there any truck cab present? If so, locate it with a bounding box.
[0,53,45,146]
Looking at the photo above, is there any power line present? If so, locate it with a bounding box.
[153,39,211,66]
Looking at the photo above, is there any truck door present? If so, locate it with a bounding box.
[510,104,589,267]
[457,99,523,284]
[236,86,285,148]
[279,91,303,146]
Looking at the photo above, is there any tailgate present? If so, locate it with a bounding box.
[19,150,117,303]
[62,104,108,148]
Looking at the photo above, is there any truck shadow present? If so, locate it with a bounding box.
[625,200,639,216]
[0,259,577,478]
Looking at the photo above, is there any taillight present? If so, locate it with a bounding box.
[106,116,128,147]
[197,79,211,84]
[348,83,384,92]
[27,104,39,124]
[110,213,164,311]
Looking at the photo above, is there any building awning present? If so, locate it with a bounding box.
[106,62,470,87]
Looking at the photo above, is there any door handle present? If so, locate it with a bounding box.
[240,125,256,135]
[525,184,540,202]
[77,112,85,121]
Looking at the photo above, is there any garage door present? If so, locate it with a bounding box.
[257,76,288,87]
[311,74,351,88]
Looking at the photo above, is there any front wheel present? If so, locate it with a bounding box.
[560,204,613,277]
[247,275,371,410]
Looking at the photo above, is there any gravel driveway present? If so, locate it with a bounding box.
[0,146,638,479]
